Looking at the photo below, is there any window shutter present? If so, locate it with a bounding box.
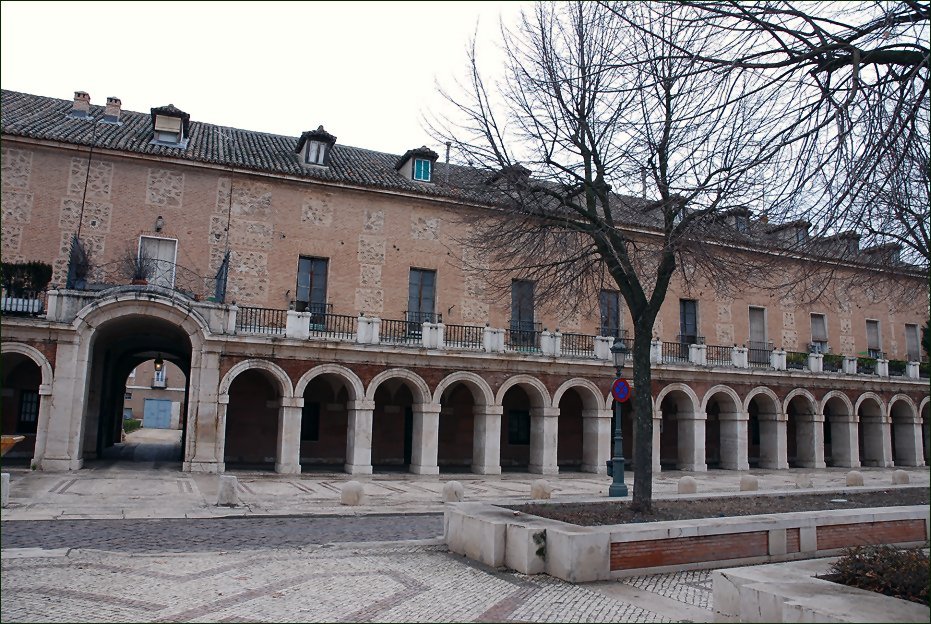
[154,116,182,133]
[905,324,919,360]
[866,320,880,350]
[811,314,827,341]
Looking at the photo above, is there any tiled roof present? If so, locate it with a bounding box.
[0,89,492,204]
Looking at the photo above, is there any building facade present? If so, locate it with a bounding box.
[1,89,928,474]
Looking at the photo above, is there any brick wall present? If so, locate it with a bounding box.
[611,532,769,570]
[817,519,927,550]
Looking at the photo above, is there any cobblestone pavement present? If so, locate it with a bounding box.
[0,544,711,623]
[1,514,444,552]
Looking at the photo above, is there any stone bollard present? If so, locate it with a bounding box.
[1,473,9,508]
[845,470,864,487]
[341,480,365,506]
[739,475,758,492]
[678,476,698,494]
[892,469,910,485]
[442,481,464,503]
[795,475,813,489]
[530,479,553,500]
[216,475,239,507]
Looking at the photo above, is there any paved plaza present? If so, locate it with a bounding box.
[1,431,928,622]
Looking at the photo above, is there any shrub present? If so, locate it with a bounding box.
[828,544,929,606]
[0,261,53,294]
[123,418,142,434]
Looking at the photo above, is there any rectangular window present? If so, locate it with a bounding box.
[905,324,920,361]
[17,390,39,434]
[679,299,699,343]
[153,369,166,385]
[304,141,326,165]
[507,409,531,445]
[139,236,178,288]
[599,290,620,338]
[301,403,320,442]
[295,256,329,314]
[748,306,769,364]
[866,320,882,358]
[413,158,432,182]
[810,313,828,353]
[510,280,535,330]
[407,268,437,323]
[124,392,133,400]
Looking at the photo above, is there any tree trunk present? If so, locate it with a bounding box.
[630,321,655,512]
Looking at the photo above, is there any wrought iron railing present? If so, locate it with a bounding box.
[404,310,442,324]
[748,341,773,368]
[822,354,843,372]
[677,334,705,345]
[236,306,286,335]
[561,333,597,359]
[77,258,225,302]
[380,318,423,346]
[920,362,930,379]
[444,324,484,350]
[888,360,907,377]
[1,288,47,316]
[662,341,689,363]
[785,351,808,370]
[507,320,541,352]
[308,312,357,340]
[857,356,878,375]
[706,344,734,367]
[599,327,629,339]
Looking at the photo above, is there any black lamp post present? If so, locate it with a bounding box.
[609,338,629,497]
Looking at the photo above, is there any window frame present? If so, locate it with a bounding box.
[17,389,39,434]
[304,140,328,166]
[599,289,621,338]
[295,256,329,314]
[679,299,699,343]
[413,158,432,182]
[865,319,882,358]
[810,313,828,352]
[904,323,920,361]
[407,267,437,323]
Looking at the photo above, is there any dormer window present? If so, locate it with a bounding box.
[149,104,190,148]
[734,215,748,233]
[295,126,337,167]
[395,146,439,183]
[413,158,432,182]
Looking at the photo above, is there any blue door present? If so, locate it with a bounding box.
[143,398,172,429]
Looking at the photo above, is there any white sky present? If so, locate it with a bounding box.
[0,1,530,154]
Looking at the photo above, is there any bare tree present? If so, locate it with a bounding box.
[433,2,846,510]
[603,1,930,265]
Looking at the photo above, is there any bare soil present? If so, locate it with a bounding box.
[507,487,929,526]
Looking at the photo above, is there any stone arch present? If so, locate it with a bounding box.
[888,394,923,466]
[653,383,700,415]
[494,374,551,408]
[295,363,364,402]
[744,386,783,418]
[365,368,432,405]
[553,378,604,411]
[856,392,892,468]
[0,343,53,390]
[855,392,886,419]
[784,388,823,468]
[744,386,786,470]
[820,390,857,468]
[219,359,294,399]
[783,388,817,415]
[73,290,211,346]
[433,371,494,407]
[701,385,747,471]
[655,383,702,471]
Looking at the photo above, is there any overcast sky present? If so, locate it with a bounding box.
[1,1,530,154]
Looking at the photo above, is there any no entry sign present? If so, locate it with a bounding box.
[612,378,631,403]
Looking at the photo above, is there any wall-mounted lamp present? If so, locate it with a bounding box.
[155,215,164,232]
[153,354,164,372]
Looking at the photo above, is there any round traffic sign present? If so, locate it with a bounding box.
[612,378,631,403]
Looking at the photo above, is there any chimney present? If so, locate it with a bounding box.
[103,96,122,123]
[72,91,90,118]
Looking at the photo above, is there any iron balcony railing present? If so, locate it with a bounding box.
[561,333,597,359]
[857,356,878,375]
[748,340,773,368]
[308,312,357,340]
[236,306,286,335]
[677,334,705,345]
[75,257,226,302]
[444,324,485,350]
[380,317,423,346]
[822,354,843,372]
[507,320,541,352]
[404,310,442,324]
[662,341,689,363]
[1,287,47,316]
[706,344,734,367]
[888,360,907,377]
[599,327,629,339]
[785,351,808,370]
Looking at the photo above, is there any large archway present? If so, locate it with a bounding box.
[745,388,785,469]
[434,372,498,474]
[367,369,433,474]
[295,366,365,472]
[821,392,857,467]
[856,394,891,467]
[785,390,823,468]
[702,386,747,470]
[80,313,194,467]
[889,396,923,466]
[0,347,48,461]
[496,375,552,474]
[224,368,282,469]
[656,385,702,471]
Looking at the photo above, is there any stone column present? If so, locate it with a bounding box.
[860,416,893,467]
[39,338,85,471]
[719,411,749,470]
[892,417,925,466]
[529,407,559,475]
[758,414,788,469]
[472,405,502,474]
[652,412,662,473]
[410,402,441,475]
[344,399,374,474]
[794,412,826,468]
[275,396,303,474]
[184,349,223,473]
[581,408,611,474]
[677,411,707,471]
[828,415,859,468]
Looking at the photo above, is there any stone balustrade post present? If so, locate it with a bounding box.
[594,336,613,360]
[732,347,749,368]
[650,338,662,364]
[808,352,823,373]
[275,396,303,474]
[842,356,857,375]
[771,349,787,371]
[688,343,707,366]
[344,400,374,474]
[876,359,889,377]
[285,310,309,340]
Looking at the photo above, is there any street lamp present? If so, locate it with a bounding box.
[609,337,629,497]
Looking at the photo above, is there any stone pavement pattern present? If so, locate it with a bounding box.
[1,544,711,623]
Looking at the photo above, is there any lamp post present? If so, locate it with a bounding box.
[609,338,629,497]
